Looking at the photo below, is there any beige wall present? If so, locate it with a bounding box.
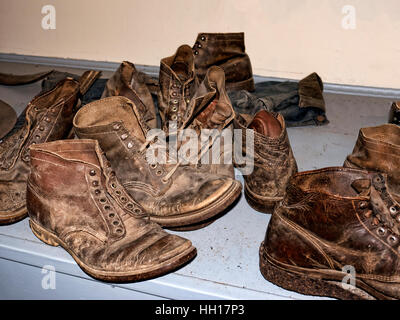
[0,0,399,88]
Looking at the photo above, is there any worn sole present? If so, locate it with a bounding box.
[0,207,27,225]
[244,184,280,214]
[29,219,197,282]
[259,242,396,300]
[150,180,242,229]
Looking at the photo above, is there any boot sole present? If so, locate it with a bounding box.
[29,219,197,282]
[150,180,242,229]
[226,77,255,92]
[244,184,280,214]
[259,242,395,300]
[0,207,27,225]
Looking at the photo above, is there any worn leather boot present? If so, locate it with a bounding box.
[102,61,157,128]
[344,124,400,203]
[234,110,298,213]
[158,45,199,131]
[27,139,196,282]
[192,32,255,92]
[166,65,236,179]
[73,96,242,230]
[389,101,400,125]
[0,76,95,225]
[260,166,400,300]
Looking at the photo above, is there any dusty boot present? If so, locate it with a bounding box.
[102,61,157,128]
[168,65,237,180]
[158,45,199,131]
[73,96,242,230]
[344,124,400,203]
[260,166,400,300]
[192,32,255,92]
[389,101,400,125]
[0,75,98,225]
[234,110,298,213]
[27,139,196,282]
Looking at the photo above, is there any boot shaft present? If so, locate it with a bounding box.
[345,124,400,201]
[102,61,157,128]
[192,32,254,91]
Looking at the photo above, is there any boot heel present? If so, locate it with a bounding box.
[29,220,60,247]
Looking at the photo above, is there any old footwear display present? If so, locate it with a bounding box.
[27,139,196,282]
[101,61,157,129]
[73,96,242,229]
[344,124,400,203]
[234,110,298,212]
[260,167,400,300]
[389,101,400,125]
[192,32,255,92]
[158,44,199,131]
[0,78,83,225]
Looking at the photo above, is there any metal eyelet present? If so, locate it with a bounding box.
[155,170,163,176]
[89,170,96,176]
[111,183,117,188]
[115,190,121,195]
[358,201,368,209]
[171,106,178,112]
[44,117,51,122]
[94,189,101,195]
[39,126,44,131]
[377,227,387,237]
[104,205,111,210]
[127,142,133,149]
[116,228,123,233]
[194,51,199,55]
[134,208,142,214]
[200,35,206,41]
[150,163,157,169]
[171,115,178,121]
[388,235,398,245]
[113,220,119,226]
[109,213,115,218]
[113,123,121,130]
[121,134,128,140]
[92,181,99,187]
[99,198,106,203]
[127,203,133,209]
[390,206,398,217]
[120,196,127,202]
[197,43,202,48]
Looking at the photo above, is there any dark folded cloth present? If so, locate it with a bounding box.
[228,72,327,127]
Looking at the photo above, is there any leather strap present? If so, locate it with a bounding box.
[0,70,54,86]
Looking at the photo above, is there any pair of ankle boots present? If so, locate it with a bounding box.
[260,123,400,300]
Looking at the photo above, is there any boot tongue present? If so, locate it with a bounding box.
[170,45,194,82]
[186,66,233,131]
[249,110,282,138]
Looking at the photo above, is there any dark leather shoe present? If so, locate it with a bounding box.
[192,32,255,92]
[260,167,400,300]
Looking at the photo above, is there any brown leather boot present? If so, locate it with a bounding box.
[192,32,255,92]
[73,96,242,230]
[234,110,298,213]
[158,45,199,131]
[168,65,237,180]
[27,139,196,282]
[389,101,400,125]
[260,167,400,300]
[344,124,400,203]
[0,76,91,225]
[101,61,157,128]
